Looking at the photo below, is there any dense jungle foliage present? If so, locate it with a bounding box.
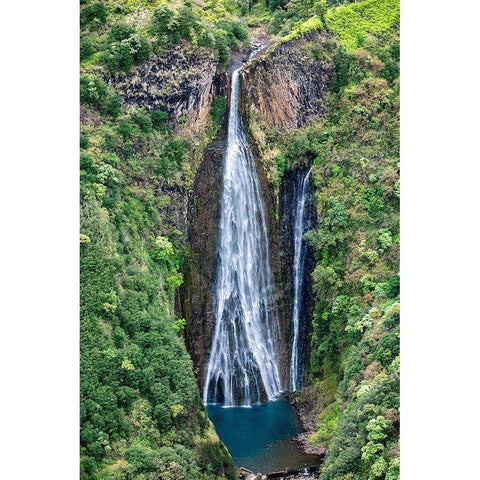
[79,98,239,479]
[79,2,248,478]
[261,1,400,478]
[80,0,399,479]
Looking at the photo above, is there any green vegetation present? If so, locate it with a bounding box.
[325,0,400,51]
[79,3,242,475]
[103,23,151,73]
[209,96,228,137]
[308,2,399,476]
[80,75,121,117]
[266,0,327,38]
[80,0,251,73]
[280,15,324,42]
[80,97,235,477]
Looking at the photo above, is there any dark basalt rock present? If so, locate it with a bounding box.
[179,73,230,388]
[107,42,218,135]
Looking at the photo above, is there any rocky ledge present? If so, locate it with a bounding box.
[238,466,321,480]
[287,392,328,458]
[241,29,334,131]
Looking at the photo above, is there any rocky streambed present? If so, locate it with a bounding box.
[237,465,321,480]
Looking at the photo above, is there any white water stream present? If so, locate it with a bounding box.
[203,59,282,406]
[289,167,312,391]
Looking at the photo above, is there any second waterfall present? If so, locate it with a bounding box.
[203,61,282,406]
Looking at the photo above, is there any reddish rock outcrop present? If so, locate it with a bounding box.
[241,29,334,130]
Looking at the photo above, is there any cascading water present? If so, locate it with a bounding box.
[289,166,312,391]
[203,57,282,407]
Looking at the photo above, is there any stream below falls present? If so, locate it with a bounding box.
[206,396,321,473]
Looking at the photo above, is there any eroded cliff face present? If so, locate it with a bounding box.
[178,30,333,393]
[239,30,332,384]
[108,43,218,135]
[241,29,333,130]
[109,30,332,395]
[105,40,230,389]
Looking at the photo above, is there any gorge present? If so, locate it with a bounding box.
[80,1,400,479]
[199,46,320,471]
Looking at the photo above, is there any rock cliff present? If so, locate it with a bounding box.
[279,167,317,387]
[180,79,229,387]
[241,30,334,130]
[239,29,332,383]
[108,43,218,135]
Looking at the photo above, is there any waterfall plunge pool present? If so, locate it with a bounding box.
[206,395,322,473]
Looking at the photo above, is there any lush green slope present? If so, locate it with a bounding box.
[80,94,236,480]
[79,1,250,479]
[260,1,400,478]
[80,0,250,74]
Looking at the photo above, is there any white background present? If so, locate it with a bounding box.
[1,0,479,477]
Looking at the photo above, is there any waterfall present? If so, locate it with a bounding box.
[289,166,312,391]
[203,61,282,406]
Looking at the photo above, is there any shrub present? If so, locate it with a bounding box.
[125,447,158,474]
[213,30,231,68]
[176,4,201,40]
[80,75,121,117]
[267,0,288,11]
[378,228,393,252]
[104,24,152,73]
[209,96,227,136]
[311,401,341,446]
[150,5,177,47]
[130,108,153,134]
[216,19,249,50]
[276,153,287,178]
[80,2,106,29]
[150,110,169,130]
[80,134,89,150]
[163,137,186,170]
[371,330,399,367]
[331,47,353,93]
[325,202,349,231]
[282,16,323,42]
[151,236,175,265]
[80,36,94,60]
[385,457,400,480]
[385,274,400,298]
[197,28,214,47]
[150,4,202,48]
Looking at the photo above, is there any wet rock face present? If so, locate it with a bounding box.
[108,43,217,135]
[180,75,230,388]
[238,30,330,384]
[177,31,330,391]
[241,30,334,130]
